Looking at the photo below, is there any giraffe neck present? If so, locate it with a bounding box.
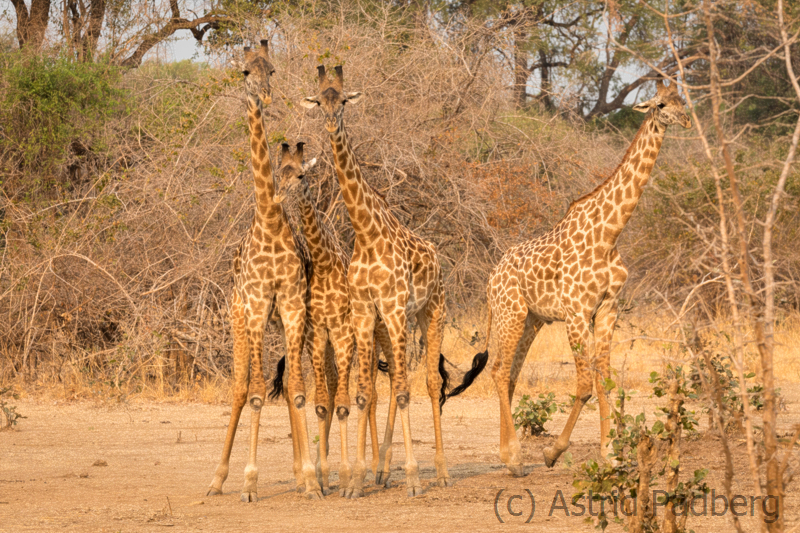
[593,112,666,247]
[246,99,282,227]
[330,122,384,246]
[283,181,340,273]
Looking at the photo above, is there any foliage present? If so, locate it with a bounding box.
[689,354,776,432]
[513,392,560,437]
[0,53,125,180]
[572,369,707,531]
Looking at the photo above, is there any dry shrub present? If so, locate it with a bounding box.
[0,2,797,400]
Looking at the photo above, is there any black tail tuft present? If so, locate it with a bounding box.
[438,353,450,413]
[269,356,286,400]
[377,358,389,373]
[446,350,488,399]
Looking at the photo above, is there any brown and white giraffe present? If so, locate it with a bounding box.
[205,41,323,501]
[272,141,392,495]
[300,65,486,498]
[462,79,691,475]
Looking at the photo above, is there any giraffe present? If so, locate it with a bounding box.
[271,141,392,495]
[300,65,487,498]
[462,79,691,475]
[205,40,323,501]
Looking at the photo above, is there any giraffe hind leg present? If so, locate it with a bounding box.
[543,313,593,468]
[417,295,452,488]
[374,320,396,488]
[493,311,538,477]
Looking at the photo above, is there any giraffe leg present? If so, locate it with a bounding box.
[594,252,626,462]
[309,325,332,494]
[369,341,380,479]
[239,298,271,502]
[330,322,355,496]
[417,291,452,488]
[593,298,617,463]
[374,320,397,488]
[381,308,421,497]
[280,300,323,500]
[285,370,304,493]
[543,312,593,468]
[343,304,376,499]
[492,303,536,477]
[207,292,248,496]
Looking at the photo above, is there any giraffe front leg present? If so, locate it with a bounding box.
[543,313,593,468]
[330,322,354,495]
[207,292,249,496]
[281,302,323,500]
[343,305,376,499]
[374,320,396,487]
[382,308,421,497]
[239,303,270,502]
[308,326,332,494]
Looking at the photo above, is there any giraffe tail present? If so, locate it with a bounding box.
[268,356,286,400]
[437,353,450,413]
[446,306,491,399]
[377,358,389,373]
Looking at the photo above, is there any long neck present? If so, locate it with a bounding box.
[330,121,384,246]
[593,112,666,247]
[247,98,282,226]
[287,182,338,273]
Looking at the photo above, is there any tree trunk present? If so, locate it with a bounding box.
[11,0,51,51]
[513,26,528,109]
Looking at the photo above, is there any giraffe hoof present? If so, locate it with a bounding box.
[542,447,559,468]
[344,488,364,499]
[436,476,453,488]
[304,489,324,500]
[375,471,391,487]
[206,487,223,496]
[507,464,526,477]
[240,491,258,503]
[406,485,423,497]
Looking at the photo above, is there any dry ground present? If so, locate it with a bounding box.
[3,382,800,532]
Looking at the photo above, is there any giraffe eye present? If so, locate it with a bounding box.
[657,102,665,109]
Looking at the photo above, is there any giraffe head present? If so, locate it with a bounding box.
[632,79,691,129]
[232,40,274,106]
[273,142,318,204]
[299,65,363,132]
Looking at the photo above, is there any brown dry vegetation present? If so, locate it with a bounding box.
[2,4,797,398]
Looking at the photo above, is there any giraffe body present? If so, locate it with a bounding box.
[479,80,691,474]
[206,41,322,502]
[273,142,389,495]
[301,65,485,497]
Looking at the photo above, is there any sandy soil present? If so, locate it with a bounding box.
[2,388,799,532]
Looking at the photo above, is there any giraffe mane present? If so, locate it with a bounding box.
[563,114,650,216]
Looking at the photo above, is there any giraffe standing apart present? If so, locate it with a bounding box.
[301,65,486,498]
[467,80,690,475]
[205,41,322,501]
[272,142,392,495]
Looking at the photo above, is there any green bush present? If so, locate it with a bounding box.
[0,53,125,179]
[513,392,561,437]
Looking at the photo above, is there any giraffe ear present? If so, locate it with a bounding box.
[344,92,363,105]
[302,158,318,173]
[633,97,657,113]
[299,96,319,109]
